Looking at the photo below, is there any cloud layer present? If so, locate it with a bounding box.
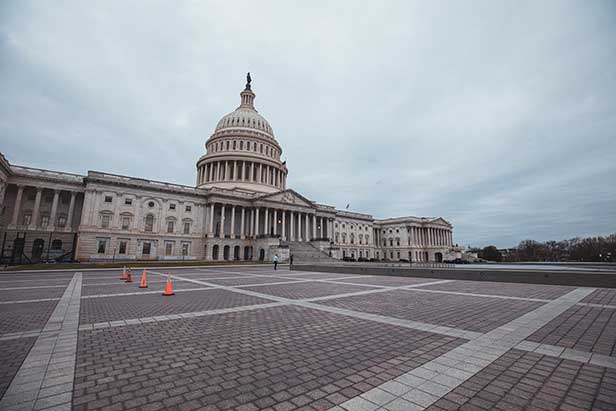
[1,0,615,247]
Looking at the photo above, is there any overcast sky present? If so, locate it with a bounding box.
[1,1,615,248]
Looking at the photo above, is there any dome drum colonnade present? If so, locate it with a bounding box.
[196,78,287,193]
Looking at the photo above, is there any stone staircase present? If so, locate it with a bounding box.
[283,241,338,263]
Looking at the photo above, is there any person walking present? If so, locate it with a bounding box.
[273,254,279,270]
[290,254,294,266]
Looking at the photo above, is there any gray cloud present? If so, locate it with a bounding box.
[1,0,615,247]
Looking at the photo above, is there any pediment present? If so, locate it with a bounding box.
[430,217,451,226]
[257,189,315,208]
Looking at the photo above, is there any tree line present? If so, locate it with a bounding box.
[474,233,616,262]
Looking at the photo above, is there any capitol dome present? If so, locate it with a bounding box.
[195,74,287,194]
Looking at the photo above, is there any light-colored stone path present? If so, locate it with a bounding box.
[0,272,82,411]
[0,298,61,305]
[514,340,616,369]
[332,287,597,411]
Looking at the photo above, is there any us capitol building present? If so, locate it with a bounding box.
[0,75,454,264]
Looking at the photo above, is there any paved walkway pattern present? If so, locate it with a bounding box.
[0,265,614,410]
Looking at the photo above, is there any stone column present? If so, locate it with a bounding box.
[325,218,330,240]
[249,208,254,237]
[282,210,286,240]
[66,191,76,230]
[240,207,245,239]
[10,185,24,226]
[312,214,316,239]
[30,187,43,229]
[220,205,226,237]
[49,189,60,228]
[259,164,263,183]
[230,205,236,239]
[273,209,278,235]
[208,203,215,236]
[264,208,269,236]
[304,213,309,241]
[233,161,237,180]
[290,212,294,241]
[0,183,6,208]
[255,207,260,236]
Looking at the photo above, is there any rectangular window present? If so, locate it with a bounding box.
[183,222,190,234]
[101,215,110,228]
[104,196,112,203]
[185,205,191,212]
[124,198,132,205]
[121,217,130,230]
[118,240,127,254]
[57,216,66,227]
[169,203,176,210]
[40,215,49,228]
[165,242,173,256]
[23,213,32,225]
[97,239,107,254]
[167,221,174,233]
[142,242,151,255]
[182,243,189,256]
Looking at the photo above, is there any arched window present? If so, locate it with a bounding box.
[240,141,244,150]
[233,140,236,150]
[145,214,154,232]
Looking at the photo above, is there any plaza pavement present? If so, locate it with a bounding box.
[0,265,614,411]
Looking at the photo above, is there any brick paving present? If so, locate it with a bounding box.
[80,280,205,296]
[0,300,59,333]
[73,305,463,411]
[424,349,616,411]
[332,276,442,287]
[240,281,378,300]
[0,336,37,398]
[206,276,304,286]
[527,305,616,356]
[420,280,575,300]
[582,289,616,306]
[0,265,614,410]
[321,289,545,333]
[79,288,275,324]
[0,287,66,302]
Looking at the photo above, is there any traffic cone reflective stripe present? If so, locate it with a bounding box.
[121,267,127,281]
[139,269,148,288]
[162,274,174,296]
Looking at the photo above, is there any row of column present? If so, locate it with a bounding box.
[408,226,452,247]
[207,203,330,241]
[198,160,285,189]
[7,184,78,231]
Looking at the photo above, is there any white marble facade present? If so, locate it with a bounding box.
[0,77,453,263]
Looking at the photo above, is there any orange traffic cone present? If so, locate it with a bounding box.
[125,269,132,283]
[139,269,148,288]
[162,274,174,296]
[121,267,127,281]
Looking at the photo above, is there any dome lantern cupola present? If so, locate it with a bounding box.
[195,74,288,194]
